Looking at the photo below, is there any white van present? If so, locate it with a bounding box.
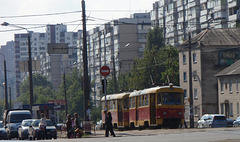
[3,109,32,139]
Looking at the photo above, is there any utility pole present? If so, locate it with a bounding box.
[188,34,194,128]
[82,0,90,121]
[63,72,68,116]
[28,34,33,113]
[3,58,8,110]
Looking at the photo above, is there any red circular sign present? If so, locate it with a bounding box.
[100,66,110,76]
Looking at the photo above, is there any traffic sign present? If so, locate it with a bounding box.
[100,66,110,76]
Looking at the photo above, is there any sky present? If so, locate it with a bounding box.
[0,0,156,46]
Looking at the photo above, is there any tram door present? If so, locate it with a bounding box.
[136,96,139,126]
[118,100,123,127]
[150,93,156,124]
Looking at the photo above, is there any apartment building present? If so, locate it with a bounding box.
[151,0,240,46]
[179,28,240,122]
[0,41,16,100]
[78,13,151,105]
[14,24,81,97]
[216,60,240,119]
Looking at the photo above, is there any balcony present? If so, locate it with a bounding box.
[228,0,237,8]
[229,14,237,21]
[200,0,207,4]
[200,9,207,16]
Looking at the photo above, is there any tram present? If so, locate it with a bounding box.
[101,84,184,129]
[129,84,184,128]
[101,92,130,129]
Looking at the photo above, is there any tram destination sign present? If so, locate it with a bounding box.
[100,66,110,77]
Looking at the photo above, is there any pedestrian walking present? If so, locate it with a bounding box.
[66,114,72,139]
[105,111,115,137]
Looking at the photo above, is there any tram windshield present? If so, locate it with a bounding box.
[161,92,183,105]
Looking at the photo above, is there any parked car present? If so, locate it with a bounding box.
[28,119,57,140]
[226,118,234,127]
[233,116,240,127]
[18,119,35,140]
[3,109,32,139]
[197,114,228,128]
[0,121,7,140]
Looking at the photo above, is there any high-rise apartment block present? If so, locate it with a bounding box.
[151,0,240,46]
[78,13,151,105]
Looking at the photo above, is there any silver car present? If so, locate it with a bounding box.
[197,114,228,128]
[18,119,35,140]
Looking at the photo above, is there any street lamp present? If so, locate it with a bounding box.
[0,53,8,110]
[1,22,33,112]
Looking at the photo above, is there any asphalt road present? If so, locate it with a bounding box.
[5,127,240,142]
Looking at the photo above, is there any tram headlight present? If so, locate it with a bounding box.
[179,112,182,115]
[163,112,167,115]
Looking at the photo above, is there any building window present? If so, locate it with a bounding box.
[183,54,186,64]
[220,103,224,114]
[229,80,232,93]
[194,88,197,99]
[183,72,187,82]
[230,103,233,117]
[193,71,197,81]
[220,80,224,93]
[193,53,197,63]
[184,90,187,99]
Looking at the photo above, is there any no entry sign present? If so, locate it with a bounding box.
[100,66,110,76]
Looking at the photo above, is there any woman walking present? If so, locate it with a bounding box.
[105,111,115,137]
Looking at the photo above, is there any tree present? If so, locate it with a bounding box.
[58,68,85,121]
[160,45,179,85]
[19,74,56,105]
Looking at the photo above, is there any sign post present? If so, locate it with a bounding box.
[100,66,110,111]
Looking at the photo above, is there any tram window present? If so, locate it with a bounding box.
[139,97,142,107]
[162,93,182,105]
[110,101,113,110]
[145,94,149,106]
[114,100,117,110]
[102,102,105,110]
[142,96,145,106]
[157,93,162,104]
[132,97,135,108]
[124,98,128,109]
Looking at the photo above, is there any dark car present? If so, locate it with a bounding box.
[226,118,234,127]
[197,114,228,128]
[0,121,7,140]
[18,119,35,140]
[28,119,57,140]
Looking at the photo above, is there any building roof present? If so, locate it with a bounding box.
[215,60,240,77]
[182,28,240,46]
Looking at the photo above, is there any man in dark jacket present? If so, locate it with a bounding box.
[66,114,72,139]
[105,111,115,137]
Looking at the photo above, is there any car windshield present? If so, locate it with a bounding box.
[10,114,32,123]
[46,120,54,126]
[32,120,40,126]
[22,120,33,126]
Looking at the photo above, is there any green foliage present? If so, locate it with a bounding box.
[19,74,56,105]
[58,68,85,121]
[107,27,179,94]
[160,45,179,85]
